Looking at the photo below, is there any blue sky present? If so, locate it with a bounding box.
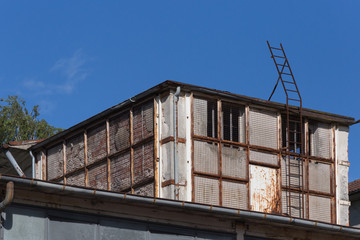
[1,1,359,181]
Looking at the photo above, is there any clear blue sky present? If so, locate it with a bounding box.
[1,1,359,181]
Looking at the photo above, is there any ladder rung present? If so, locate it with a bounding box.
[282,72,292,76]
[286,89,297,93]
[283,80,295,84]
[271,47,282,51]
[273,55,286,59]
[277,64,288,67]
[288,98,300,102]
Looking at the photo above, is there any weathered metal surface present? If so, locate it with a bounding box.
[309,195,331,223]
[133,101,154,144]
[222,145,247,179]
[46,144,63,180]
[222,180,248,209]
[88,161,108,190]
[249,108,278,149]
[66,171,85,187]
[109,112,130,154]
[309,160,331,194]
[249,150,278,166]
[133,141,154,185]
[194,176,219,206]
[193,140,218,174]
[193,97,217,138]
[65,133,85,173]
[87,123,107,165]
[250,165,280,213]
[110,151,131,191]
[309,121,332,159]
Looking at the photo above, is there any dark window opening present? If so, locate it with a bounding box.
[207,100,218,138]
[282,115,303,154]
[222,103,243,142]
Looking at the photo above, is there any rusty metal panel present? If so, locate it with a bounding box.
[47,144,63,180]
[66,172,85,187]
[66,133,85,173]
[88,161,108,190]
[160,95,173,139]
[281,190,306,218]
[309,122,331,158]
[194,176,219,205]
[109,113,130,155]
[194,141,218,174]
[133,101,154,144]
[87,123,107,165]
[193,97,217,138]
[281,156,305,188]
[309,195,331,223]
[249,150,278,166]
[133,141,154,185]
[222,180,248,209]
[134,182,154,197]
[249,108,278,149]
[222,145,246,179]
[249,165,279,213]
[309,160,331,194]
[110,151,131,192]
[221,102,245,143]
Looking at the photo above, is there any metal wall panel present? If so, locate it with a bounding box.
[194,176,219,205]
[281,190,306,218]
[222,145,247,179]
[109,113,130,155]
[66,133,85,173]
[194,141,218,174]
[110,151,131,192]
[193,98,217,138]
[47,144,63,180]
[133,141,154,185]
[281,156,305,188]
[133,101,154,144]
[87,123,107,165]
[309,160,331,194]
[309,122,331,159]
[99,219,147,240]
[48,216,96,240]
[222,181,248,210]
[250,150,278,166]
[249,108,278,149]
[309,195,332,223]
[134,182,154,197]
[250,165,279,213]
[66,171,85,187]
[88,161,108,190]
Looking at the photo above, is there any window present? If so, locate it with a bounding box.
[222,102,245,143]
[281,115,303,154]
[308,121,331,158]
[193,98,217,138]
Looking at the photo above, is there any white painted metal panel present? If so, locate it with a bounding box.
[249,108,278,149]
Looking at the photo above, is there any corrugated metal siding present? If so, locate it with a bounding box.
[47,144,63,180]
[194,176,219,205]
[133,101,154,144]
[222,145,247,179]
[309,195,331,223]
[281,190,305,218]
[133,141,154,185]
[309,122,331,159]
[88,161,108,190]
[110,151,131,192]
[194,141,218,174]
[309,161,331,193]
[221,102,245,143]
[193,98,217,138]
[250,150,278,166]
[134,182,154,197]
[109,113,130,155]
[250,165,279,213]
[222,181,248,209]
[66,172,85,187]
[87,123,107,165]
[249,108,278,149]
[65,133,85,173]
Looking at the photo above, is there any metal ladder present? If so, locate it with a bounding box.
[267,41,304,218]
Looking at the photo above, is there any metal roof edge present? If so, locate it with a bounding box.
[31,80,355,150]
[1,174,360,237]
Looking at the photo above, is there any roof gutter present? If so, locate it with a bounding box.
[1,175,360,236]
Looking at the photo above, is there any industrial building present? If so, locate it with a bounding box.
[0,80,359,239]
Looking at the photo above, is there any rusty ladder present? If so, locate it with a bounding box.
[267,41,304,218]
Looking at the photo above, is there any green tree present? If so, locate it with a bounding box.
[0,95,62,144]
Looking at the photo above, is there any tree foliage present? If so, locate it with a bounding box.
[0,95,62,144]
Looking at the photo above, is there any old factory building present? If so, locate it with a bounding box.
[0,80,359,239]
